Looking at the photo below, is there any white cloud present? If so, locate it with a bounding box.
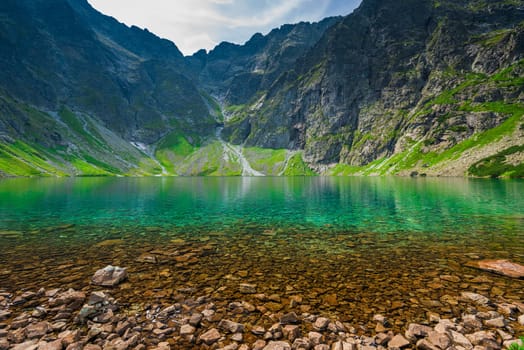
[87,0,361,55]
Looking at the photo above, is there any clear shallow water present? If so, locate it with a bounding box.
[0,177,523,330]
[0,177,522,234]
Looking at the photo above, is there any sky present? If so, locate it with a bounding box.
[87,0,362,56]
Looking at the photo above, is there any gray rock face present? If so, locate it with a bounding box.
[91,266,127,287]
[220,0,524,176]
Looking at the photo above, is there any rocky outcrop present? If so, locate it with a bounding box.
[221,0,524,177]
[0,0,522,177]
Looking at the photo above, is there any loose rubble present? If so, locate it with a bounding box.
[0,281,522,350]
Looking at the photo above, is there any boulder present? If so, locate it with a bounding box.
[91,266,127,287]
[467,259,524,279]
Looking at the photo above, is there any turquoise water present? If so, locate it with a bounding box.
[0,177,522,235]
[0,177,523,329]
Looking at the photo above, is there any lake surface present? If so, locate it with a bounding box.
[0,177,523,331]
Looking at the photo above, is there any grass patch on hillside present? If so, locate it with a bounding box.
[0,141,67,176]
[244,147,287,175]
[58,107,104,149]
[469,145,524,178]
[282,152,317,176]
[155,130,199,171]
[174,141,242,176]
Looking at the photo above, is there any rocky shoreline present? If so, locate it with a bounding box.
[0,266,523,350]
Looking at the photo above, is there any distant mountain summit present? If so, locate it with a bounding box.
[0,0,522,177]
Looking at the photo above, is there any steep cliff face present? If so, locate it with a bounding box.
[0,0,216,175]
[188,17,341,107]
[223,0,524,177]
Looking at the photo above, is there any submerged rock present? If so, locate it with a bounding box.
[91,266,127,287]
[467,259,524,279]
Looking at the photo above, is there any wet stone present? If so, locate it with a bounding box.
[427,330,451,349]
[440,275,461,283]
[388,334,410,349]
[136,253,158,264]
[462,315,482,331]
[405,323,432,341]
[281,312,300,325]
[0,312,10,321]
[450,330,473,349]
[253,340,267,350]
[466,331,498,347]
[239,284,257,294]
[189,312,203,326]
[460,292,489,306]
[219,319,245,334]
[292,338,311,350]
[484,316,505,328]
[180,324,195,336]
[263,341,291,350]
[83,345,102,350]
[468,259,524,279]
[37,339,63,350]
[232,332,243,342]
[313,317,330,331]
[283,325,300,342]
[375,333,392,346]
[199,328,222,345]
[91,265,127,287]
[11,341,38,350]
[314,345,329,350]
[416,339,439,350]
[0,338,9,350]
[25,321,51,338]
[308,332,323,346]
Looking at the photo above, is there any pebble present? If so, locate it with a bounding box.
[239,283,257,294]
[0,279,522,350]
